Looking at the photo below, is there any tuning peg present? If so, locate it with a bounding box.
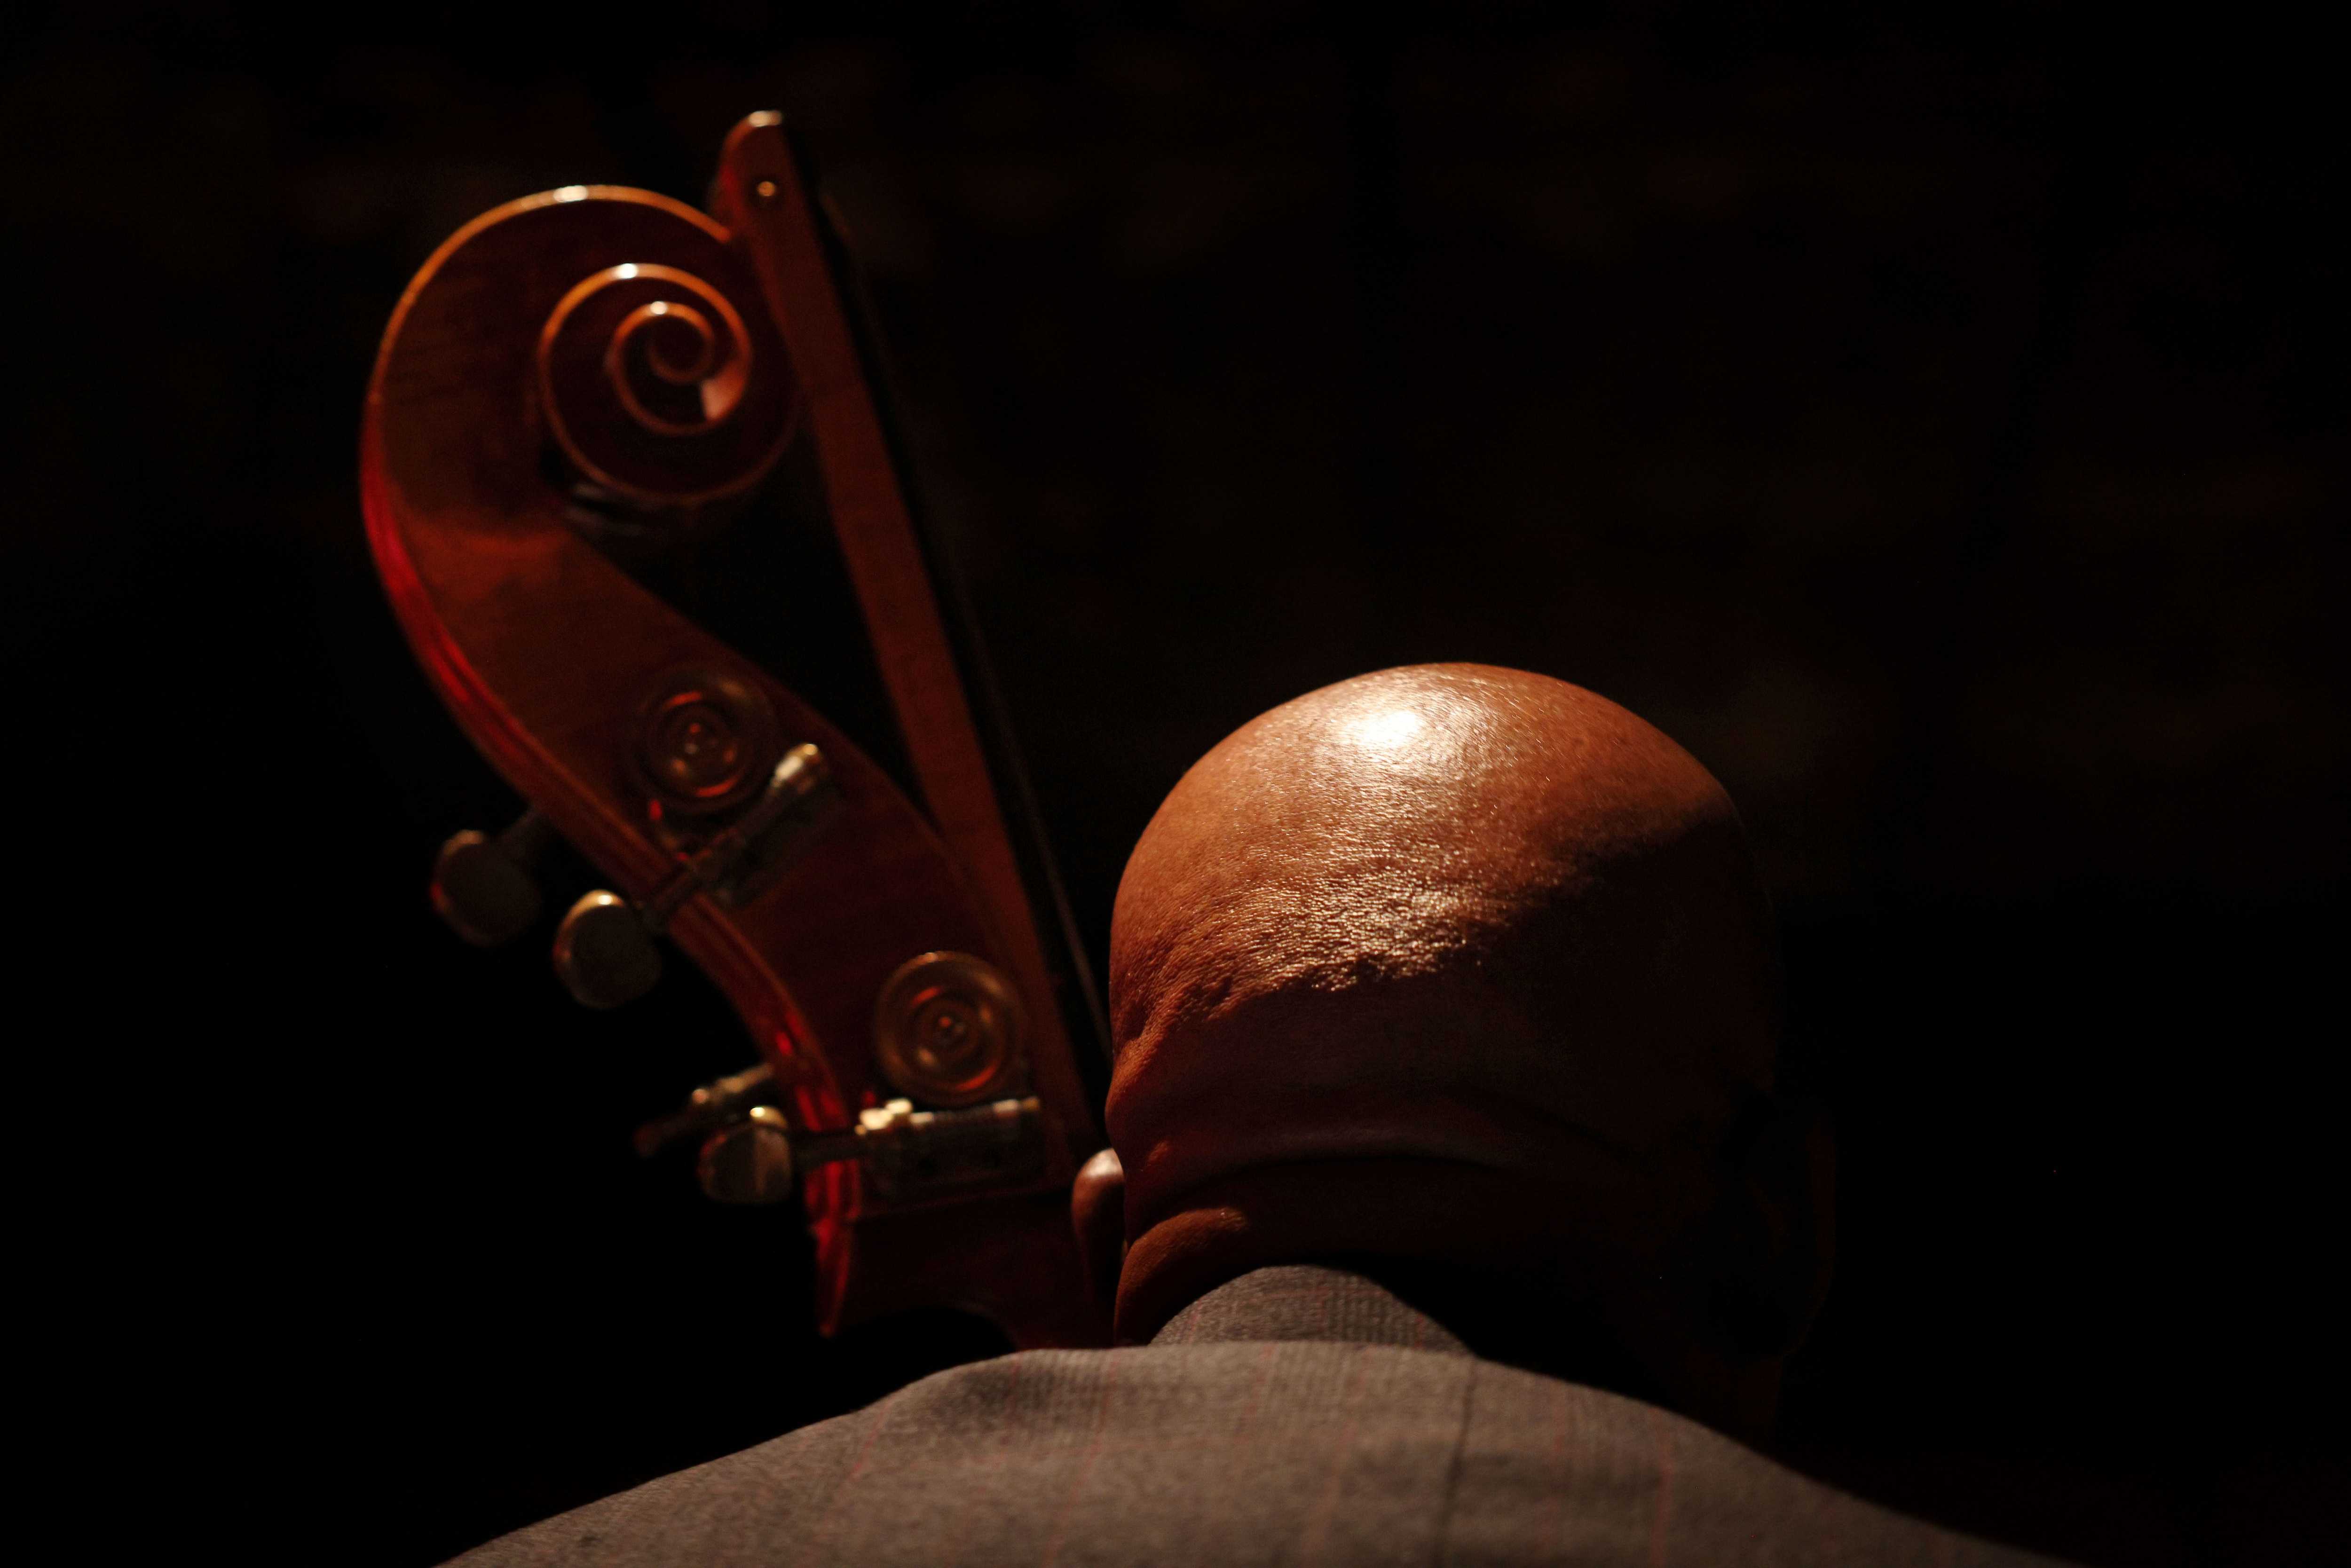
[430,811,557,947]
[552,743,833,1009]
[551,890,665,1009]
[696,1106,801,1205]
[693,1097,1045,1207]
[634,1062,778,1158]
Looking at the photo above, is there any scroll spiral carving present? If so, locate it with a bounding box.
[537,261,797,509]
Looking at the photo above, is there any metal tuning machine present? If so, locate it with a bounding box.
[647,1084,1047,1208]
[553,742,836,1009]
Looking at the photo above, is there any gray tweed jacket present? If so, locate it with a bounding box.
[451,1265,2065,1567]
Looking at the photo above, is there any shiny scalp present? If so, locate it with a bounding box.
[1106,664,1780,1256]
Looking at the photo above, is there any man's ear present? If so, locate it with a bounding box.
[1070,1148,1127,1339]
[1710,1095,1837,1358]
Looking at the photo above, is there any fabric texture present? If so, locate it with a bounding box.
[450,1265,2063,1568]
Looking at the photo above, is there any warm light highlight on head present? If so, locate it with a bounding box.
[1108,662,1778,1216]
[1344,706,1428,752]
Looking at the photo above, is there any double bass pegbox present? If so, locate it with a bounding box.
[366,122,1106,1346]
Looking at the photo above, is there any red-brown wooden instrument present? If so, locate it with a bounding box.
[361,112,1104,1347]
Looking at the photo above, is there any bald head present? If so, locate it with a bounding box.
[1099,667,1824,1426]
[1112,663,1776,1212]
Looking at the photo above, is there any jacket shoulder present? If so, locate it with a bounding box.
[450,1343,2068,1568]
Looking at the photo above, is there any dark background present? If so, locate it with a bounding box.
[9,3,2344,1565]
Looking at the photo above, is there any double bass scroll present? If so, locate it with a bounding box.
[362,114,1104,1348]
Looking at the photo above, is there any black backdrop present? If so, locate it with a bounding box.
[9,5,2344,1565]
